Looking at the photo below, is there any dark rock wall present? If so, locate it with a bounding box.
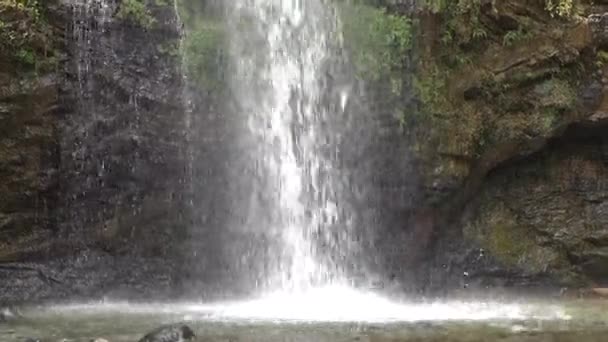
[0,0,67,303]
[0,0,190,304]
[59,0,187,261]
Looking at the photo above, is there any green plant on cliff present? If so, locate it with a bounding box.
[502,27,533,47]
[420,0,447,13]
[156,41,180,57]
[440,0,490,46]
[339,3,412,87]
[15,48,35,65]
[544,0,575,17]
[0,0,56,71]
[597,50,608,68]
[183,19,225,92]
[116,0,156,29]
[0,0,41,18]
[413,64,450,116]
[424,0,578,18]
[421,0,484,14]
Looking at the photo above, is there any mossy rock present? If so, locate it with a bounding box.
[464,201,563,273]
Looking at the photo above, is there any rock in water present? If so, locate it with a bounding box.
[138,324,195,342]
[0,307,18,322]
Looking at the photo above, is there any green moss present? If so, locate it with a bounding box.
[533,78,577,109]
[116,0,156,29]
[413,64,450,116]
[596,50,608,68]
[465,202,559,272]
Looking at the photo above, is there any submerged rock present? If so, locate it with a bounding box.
[138,324,195,342]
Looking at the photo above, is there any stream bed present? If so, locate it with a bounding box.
[2,297,608,342]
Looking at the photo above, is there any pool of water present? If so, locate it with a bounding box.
[2,288,608,342]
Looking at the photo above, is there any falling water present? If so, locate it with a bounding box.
[5,0,593,330]
[71,0,113,107]
[226,0,354,292]
[174,0,195,211]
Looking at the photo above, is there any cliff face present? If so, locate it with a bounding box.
[0,0,65,301]
[2,0,608,303]
[404,0,608,294]
[0,0,189,303]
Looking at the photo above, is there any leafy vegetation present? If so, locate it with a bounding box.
[0,0,56,71]
[339,3,412,87]
[422,0,579,18]
[335,1,414,129]
[544,0,575,17]
[420,0,480,15]
[430,0,489,47]
[596,50,608,68]
[116,0,155,29]
[412,65,450,116]
[502,27,533,47]
[15,48,35,66]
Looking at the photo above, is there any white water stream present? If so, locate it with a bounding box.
[228,0,349,292]
[38,0,582,326]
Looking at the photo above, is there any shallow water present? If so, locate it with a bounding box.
[3,291,608,342]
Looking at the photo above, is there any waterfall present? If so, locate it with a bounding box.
[226,0,357,292]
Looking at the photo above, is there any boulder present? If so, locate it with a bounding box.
[138,324,195,342]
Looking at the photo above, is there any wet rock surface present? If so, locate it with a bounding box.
[408,1,608,293]
[137,324,195,342]
[0,0,189,303]
[0,307,19,322]
[2,0,608,303]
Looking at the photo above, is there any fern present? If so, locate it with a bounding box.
[544,0,574,18]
